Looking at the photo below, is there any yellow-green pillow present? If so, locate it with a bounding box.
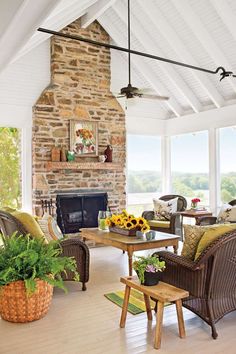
[194,224,236,260]
[182,224,213,260]
[3,208,47,242]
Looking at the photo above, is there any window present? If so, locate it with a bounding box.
[219,126,236,203]
[127,134,161,215]
[171,131,209,207]
[0,127,21,209]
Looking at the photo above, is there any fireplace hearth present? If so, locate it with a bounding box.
[56,190,108,234]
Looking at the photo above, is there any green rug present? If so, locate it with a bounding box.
[104,289,156,315]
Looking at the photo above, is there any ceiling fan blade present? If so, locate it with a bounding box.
[136,87,154,93]
[138,93,169,100]
[116,95,126,98]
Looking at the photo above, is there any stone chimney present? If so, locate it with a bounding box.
[32,19,126,214]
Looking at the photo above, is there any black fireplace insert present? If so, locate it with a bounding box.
[56,191,108,234]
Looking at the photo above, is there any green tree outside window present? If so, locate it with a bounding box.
[0,127,21,209]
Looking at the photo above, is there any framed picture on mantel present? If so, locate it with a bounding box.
[70,120,98,157]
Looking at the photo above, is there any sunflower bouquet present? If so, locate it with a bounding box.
[106,210,150,234]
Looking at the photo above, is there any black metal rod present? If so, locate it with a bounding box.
[128,0,131,85]
[37,27,234,78]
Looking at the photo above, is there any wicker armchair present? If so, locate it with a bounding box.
[197,199,236,226]
[0,210,89,291]
[153,230,236,339]
[142,195,187,238]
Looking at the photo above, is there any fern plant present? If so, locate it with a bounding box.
[0,233,80,294]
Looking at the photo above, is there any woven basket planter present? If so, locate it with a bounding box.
[0,279,53,323]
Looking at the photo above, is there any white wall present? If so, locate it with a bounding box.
[0,40,51,211]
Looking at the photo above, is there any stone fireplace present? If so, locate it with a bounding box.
[32,19,126,215]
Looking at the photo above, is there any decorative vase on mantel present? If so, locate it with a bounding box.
[104,145,112,162]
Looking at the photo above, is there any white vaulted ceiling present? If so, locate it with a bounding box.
[1,0,236,121]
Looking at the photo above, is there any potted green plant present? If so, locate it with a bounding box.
[133,255,165,286]
[0,233,79,323]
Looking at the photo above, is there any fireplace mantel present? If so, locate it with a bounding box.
[45,161,124,171]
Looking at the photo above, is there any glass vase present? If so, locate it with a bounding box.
[98,211,111,231]
[191,202,198,209]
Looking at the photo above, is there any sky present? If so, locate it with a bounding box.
[127,127,236,173]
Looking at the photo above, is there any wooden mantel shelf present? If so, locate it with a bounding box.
[45,161,123,171]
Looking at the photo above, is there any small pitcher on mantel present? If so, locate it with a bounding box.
[104,145,112,162]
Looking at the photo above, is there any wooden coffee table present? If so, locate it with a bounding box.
[81,228,179,276]
[120,276,189,349]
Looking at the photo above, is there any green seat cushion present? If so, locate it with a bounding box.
[194,224,236,260]
[147,220,170,229]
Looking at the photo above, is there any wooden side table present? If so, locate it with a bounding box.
[120,276,189,350]
[180,209,212,224]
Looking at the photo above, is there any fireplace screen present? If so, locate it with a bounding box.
[56,191,108,234]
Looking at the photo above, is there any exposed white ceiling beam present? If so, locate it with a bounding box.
[174,0,236,94]
[14,0,98,62]
[0,0,58,74]
[113,1,201,113]
[99,15,183,118]
[137,0,224,109]
[81,0,117,28]
[210,0,236,42]
[166,102,236,136]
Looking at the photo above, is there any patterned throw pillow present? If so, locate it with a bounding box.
[181,224,212,260]
[153,197,178,221]
[217,204,236,223]
[37,214,64,242]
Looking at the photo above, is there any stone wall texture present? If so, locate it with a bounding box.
[32,20,126,213]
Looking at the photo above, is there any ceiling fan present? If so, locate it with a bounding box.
[116,0,169,102]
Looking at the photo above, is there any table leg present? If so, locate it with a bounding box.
[127,250,133,276]
[154,301,164,349]
[173,242,178,254]
[144,294,152,321]
[120,285,131,328]
[175,299,186,338]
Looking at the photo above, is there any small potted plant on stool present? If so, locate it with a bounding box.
[133,255,165,286]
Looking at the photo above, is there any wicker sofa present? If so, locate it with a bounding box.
[142,194,187,239]
[0,210,90,291]
[153,229,236,339]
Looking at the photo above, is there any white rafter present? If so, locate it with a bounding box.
[0,0,58,74]
[99,14,183,117]
[210,0,236,42]
[113,1,201,113]
[137,0,224,109]
[174,0,236,94]
[81,0,117,28]
[14,0,98,62]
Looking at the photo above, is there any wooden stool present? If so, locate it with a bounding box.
[119,276,189,350]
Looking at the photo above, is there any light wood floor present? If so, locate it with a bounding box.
[0,246,236,354]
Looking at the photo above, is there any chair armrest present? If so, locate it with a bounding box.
[154,251,202,271]
[196,216,217,226]
[142,210,155,220]
[153,250,206,297]
[60,238,90,282]
[60,237,89,255]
